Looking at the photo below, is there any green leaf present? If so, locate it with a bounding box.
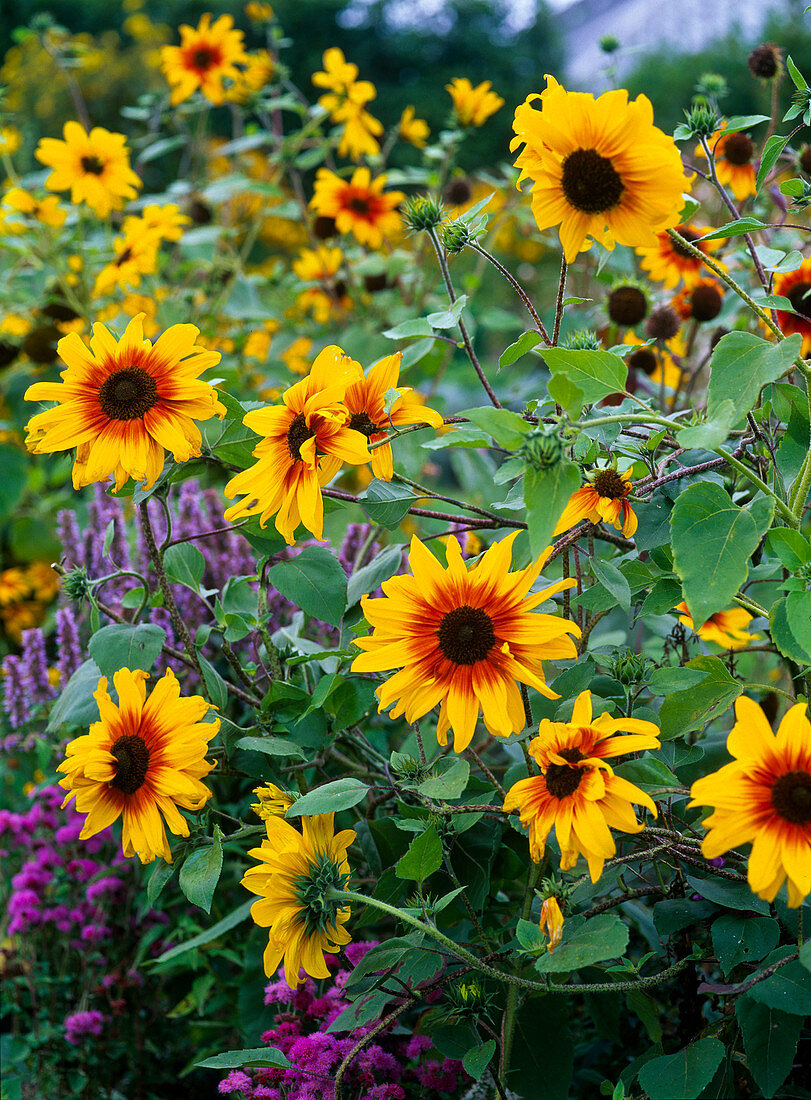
[685,872,769,914]
[670,482,761,627]
[87,623,166,680]
[613,757,680,792]
[646,667,709,695]
[426,295,468,329]
[396,824,443,883]
[722,114,771,132]
[499,331,544,369]
[749,949,811,1016]
[146,860,175,906]
[359,479,414,529]
[785,591,811,658]
[285,777,368,817]
[46,659,102,732]
[267,546,348,626]
[198,654,229,711]
[712,914,780,977]
[787,54,808,90]
[462,1040,496,1082]
[382,318,436,339]
[462,406,531,448]
[178,827,223,914]
[510,1001,573,1100]
[347,544,404,606]
[653,898,717,937]
[769,597,811,665]
[153,899,254,965]
[534,913,629,973]
[543,349,627,415]
[524,459,582,557]
[702,332,801,440]
[590,557,631,612]
[235,735,307,760]
[757,134,792,193]
[418,758,470,800]
[699,218,766,241]
[164,543,206,593]
[736,996,802,1099]
[659,655,742,739]
[195,1046,291,1070]
[637,1038,724,1100]
[766,528,811,570]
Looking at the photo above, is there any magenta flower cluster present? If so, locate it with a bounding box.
[218,942,466,1099]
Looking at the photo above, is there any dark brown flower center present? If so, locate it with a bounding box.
[98,366,158,421]
[670,227,701,259]
[561,148,624,214]
[116,247,133,268]
[608,286,647,326]
[444,177,473,206]
[628,347,658,376]
[110,733,150,795]
[787,282,811,320]
[437,605,496,665]
[349,196,370,215]
[545,746,586,799]
[771,770,811,824]
[287,412,314,461]
[314,215,337,239]
[723,132,754,166]
[593,469,628,499]
[348,411,379,438]
[690,284,723,322]
[192,47,217,70]
[80,155,105,176]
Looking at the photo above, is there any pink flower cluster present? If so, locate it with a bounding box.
[217,943,465,1099]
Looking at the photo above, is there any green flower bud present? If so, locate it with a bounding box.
[696,72,728,99]
[563,329,601,351]
[521,430,564,473]
[62,566,90,603]
[681,102,720,140]
[610,649,653,686]
[438,219,473,254]
[402,194,444,233]
[599,34,620,54]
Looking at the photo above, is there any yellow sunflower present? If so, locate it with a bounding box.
[539,896,564,952]
[774,258,811,356]
[689,696,811,906]
[637,223,724,289]
[554,468,637,538]
[675,602,761,650]
[351,532,580,753]
[697,127,757,203]
[223,345,371,544]
[399,106,430,148]
[310,168,405,250]
[624,329,685,394]
[511,75,687,263]
[446,78,504,127]
[93,233,159,297]
[0,568,31,607]
[671,278,725,323]
[2,188,66,230]
[503,689,660,881]
[57,667,218,864]
[24,314,225,492]
[242,813,355,988]
[122,203,190,244]
[251,783,295,821]
[161,13,248,106]
[35,122,142,219]
[342,351,444,481]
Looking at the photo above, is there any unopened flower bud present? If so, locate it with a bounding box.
[62,566,90,603]
[438,219,473,253]
[402,194,444,233]
[521,430,563,472]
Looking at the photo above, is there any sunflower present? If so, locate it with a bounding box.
[539,896,564,952]
[774,258,811,356]
[351,532,580,753]
[35,122,142,219]
[510,76,687,263]
[671,278,724,323]
[24,314,225,492]
[242,813,355,988]
[399,106,430,148]
[636,223,724,289]
[93,233,159,297]
[624,329,685,395]
[57,668,218,864]
[251,783,295,821]
[0,568,30,607]
[122,203,190,244]
[675,601,760,650]
[310,168,405,249]
[689,696,811,906]
[223,345,371,544]
[503,690,660,881]
[161,13,248,106]
[342,352,444,481]
[554,468,637,538]
[697,127,757,203]
[446,78,504,127]
[2,188,66,230]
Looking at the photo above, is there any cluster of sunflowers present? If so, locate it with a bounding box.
[4,8,811,1097]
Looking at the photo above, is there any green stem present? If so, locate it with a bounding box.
[501,861,541,1076]
[721,450,798,526]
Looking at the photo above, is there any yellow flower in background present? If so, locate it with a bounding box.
[554,468,637,539]
[399,106,429,148]
[504,690,660,881]
[310,167,405,249]
[1,601,44,643]
[352,532,580,753]
[539,896,564,952]
[26,562,60,602]
[697,126,757,203]
[223,345,371,544]
[293,247,350,324]
[122,203,190,244]
[511,76,687,263]
[312,46,361,93]
[0,568,30,607]
[341,351,444,481]
[35,122,141,219]
[313,48,382,160]
[280,337,313,376]
[227,49,275,102]
[689,696,811,906]
[624,329,685,394]
[24,313,225,492]
[446,77,504,127]
[637,223,725,289]
[251,783,295,821]
[0,126,22,155]
[293,245,343,283]
[675,602,761,650]
[161,13,248,106]
[243,320,279,362]
[57,668,218,864]
[242,813,355,988]
[1,188,66,230]
[93,234,159,297]
[245,1,274,21]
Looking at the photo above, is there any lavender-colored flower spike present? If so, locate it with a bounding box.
[57,509,82,571]
[339,523,379,575]
[55,607,82,685]
[20,628,57,704]
[1,655,28,729]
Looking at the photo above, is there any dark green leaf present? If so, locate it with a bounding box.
[757,134,792,193]
[712,914,780,977]
[146,860,175,906]
[359,480,414,530]
[235,735,307,760]
[285,777,368,817]
[646,667,709,695]
[749,949,811,1015]
[87,623,166,680]
[178,828,223,914]
[524,459,582,557]
[543,349,627,415]
[499,330,544,369]
[462,406,530,448]
[46,659,102,732]
[685,872,769,914]
[659,655,741,739]
[153,899,254,965]
[736,996,802,1099]
[637,1038,724,1100]
[195,1046,290,1070]
[346,544,403,606]
[653,898,717,937]
[164,543,206,592]
[534,913,629,973]
[509,1001,573,1100]
[418,758,470,800]
[590,557,631,611]
[765,528,811,571]
[785,591,811,658]
[267,546,348,626]
[770,597,811,665]
[463,1041,496,1081]
[396,825,442,882]
[700,218,766,241]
